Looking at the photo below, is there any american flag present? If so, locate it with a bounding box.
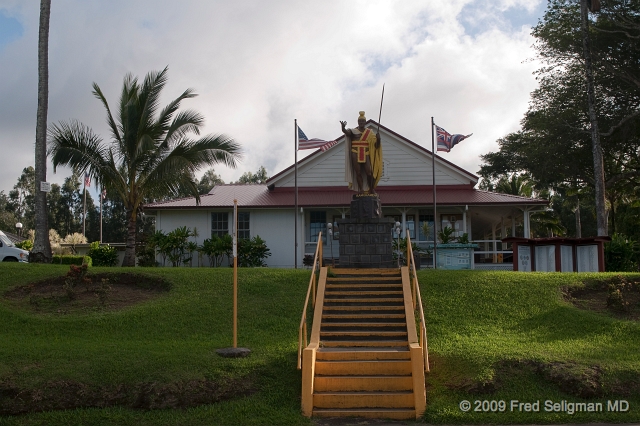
[435,125,472,152]
[84,173,91,187]
[298,127,338,152]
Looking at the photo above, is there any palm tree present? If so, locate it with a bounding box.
[32,0,52,262]
[49,67,241,266]
[495,174,533,198]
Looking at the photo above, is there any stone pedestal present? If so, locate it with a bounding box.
[337,217,394,268]
[350,194,382,219]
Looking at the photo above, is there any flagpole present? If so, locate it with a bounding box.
[431,117,437,270]
[294,119,298,269]
[377,83,385,133]
[233,199,238,348]
[83,175,87,237]
[99,184,103,243]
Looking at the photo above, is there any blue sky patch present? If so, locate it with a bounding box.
[0,10,23,49]
[459,1,547,37]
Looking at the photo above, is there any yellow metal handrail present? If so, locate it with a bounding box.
[406,231,430,372]
[297,232,323,370]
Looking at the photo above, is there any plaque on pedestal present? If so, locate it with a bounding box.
[350,194,382,220]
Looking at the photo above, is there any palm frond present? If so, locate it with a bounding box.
[92,83,122,145]
[156,88,198,135]
[48,120,107,173]
[163,109,205,147]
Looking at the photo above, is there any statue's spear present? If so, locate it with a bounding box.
[377,83,385,134]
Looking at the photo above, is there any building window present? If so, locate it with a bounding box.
[310,211,327,242]
[406,216,415,239]
[385,215,415,238]
[211,212,229,237]
[419,213,434,241]
[441,214,464,237]
[238,212,250,239]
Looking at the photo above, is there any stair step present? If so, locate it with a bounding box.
[321,340,409,348]
[321,330,407,337]
[326,283,402,288]
[322,317,406,324]
[323,314,406,319]
[324,298,403,304]
[312,408,416,420]
[321,324,407,332]
[323,306,404,312]
[325,291,404,297]
[315,360,411,375]
[330,268,401,275]
[327,277,402,283]
[314,375,413,392]
[317,347,410,361]
[313,391,414,409]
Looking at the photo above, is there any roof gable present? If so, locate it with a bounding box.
[267,120,478,189]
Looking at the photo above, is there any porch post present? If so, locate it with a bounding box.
[401,210,407,238]
[492,223,497,263]
[524,209,531,238]
[462,206,467,234]
[501,217,506,256]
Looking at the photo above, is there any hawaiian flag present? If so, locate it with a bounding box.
[298,127,338,152]
[84,172,91,187]
[435,125,472,152]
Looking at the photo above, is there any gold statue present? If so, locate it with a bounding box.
[340,111,383,194]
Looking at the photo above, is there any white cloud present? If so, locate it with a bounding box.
[0,0,542,197]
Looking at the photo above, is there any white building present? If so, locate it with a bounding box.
[144,121,547,268]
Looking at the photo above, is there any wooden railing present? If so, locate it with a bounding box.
[297,232,323,370]
[406,231,430,372]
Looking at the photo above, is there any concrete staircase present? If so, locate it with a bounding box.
[306,268,425,420]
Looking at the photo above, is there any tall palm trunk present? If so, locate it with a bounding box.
[32,0,52,262]
[123,209,137,266]
[580,0,608,236]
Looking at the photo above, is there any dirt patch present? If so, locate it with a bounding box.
[0,376,255,415]
[563,275,640,321]
[445,359,640,399]
[3,271,172,315]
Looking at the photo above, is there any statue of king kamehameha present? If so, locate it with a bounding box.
[340,111,383,194]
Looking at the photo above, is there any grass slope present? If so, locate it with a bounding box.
[0,265,638,425]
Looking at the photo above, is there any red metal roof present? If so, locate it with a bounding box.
[144,184,547,210]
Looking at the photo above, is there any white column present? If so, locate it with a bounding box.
[401,210,407,237]
[501,217,506,253]
[462,210,467,233]
[492,223,497,263]
[524,210,531,238]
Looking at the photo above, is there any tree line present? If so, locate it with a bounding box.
[0,163,269,245]
[480,0,640,245]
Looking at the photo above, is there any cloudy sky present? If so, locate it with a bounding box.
[0,0,546,199]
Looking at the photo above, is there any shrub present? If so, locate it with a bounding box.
[53,255,92,266]
[63,264,91,300]
[237,236,271,267]
[87,242,119,267]
[200,234,232,267]
[605,233,638,272]
[15,240,33,251]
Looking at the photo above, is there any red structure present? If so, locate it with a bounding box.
[502,237,611,273]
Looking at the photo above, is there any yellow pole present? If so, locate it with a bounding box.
[233,199,238,348]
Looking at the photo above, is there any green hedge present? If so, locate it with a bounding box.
[52,255,92,266]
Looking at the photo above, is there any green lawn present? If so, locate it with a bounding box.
[0,265,638,425]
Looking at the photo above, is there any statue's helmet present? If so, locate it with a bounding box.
[358,111,366,121]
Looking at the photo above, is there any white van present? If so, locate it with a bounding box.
[0,231,29,262]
